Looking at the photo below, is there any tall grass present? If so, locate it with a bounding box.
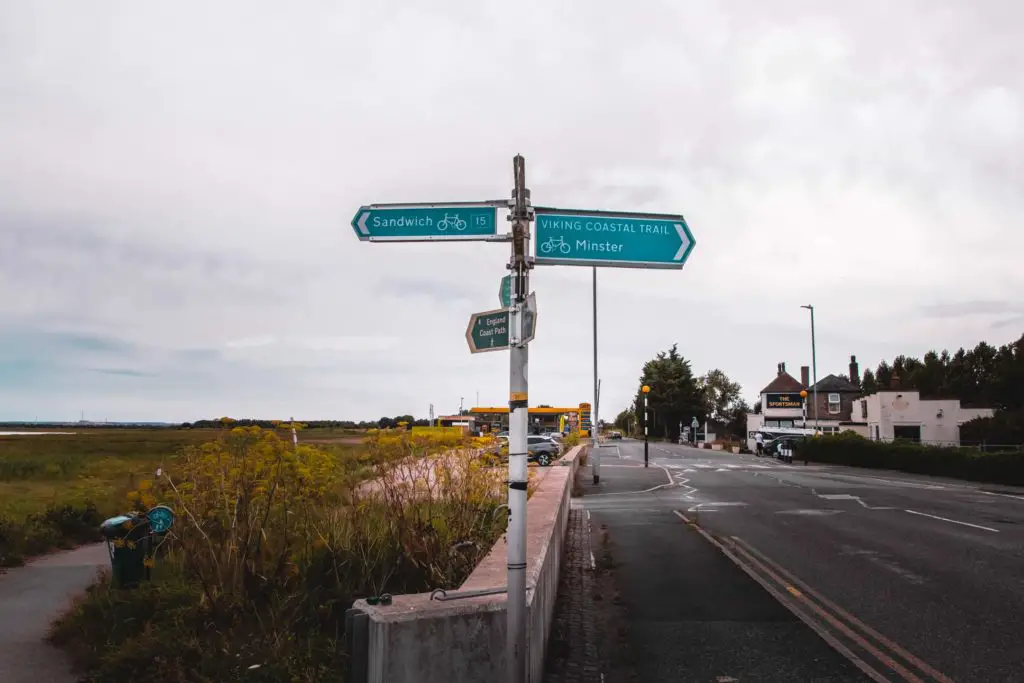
[50,427,507,682]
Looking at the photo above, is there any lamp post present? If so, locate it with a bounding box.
[800,389,809,465]
[642,385,651,468]
[801,304,818,431]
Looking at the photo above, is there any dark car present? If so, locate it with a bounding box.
[765,436,803,463]
[608,431,623,440]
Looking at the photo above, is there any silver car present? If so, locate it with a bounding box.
[527,435,560,466]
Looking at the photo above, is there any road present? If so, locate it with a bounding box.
[0,543,109,683]
[583,439,1024,682]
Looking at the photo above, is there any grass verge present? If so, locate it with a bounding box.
[48,427,506,682]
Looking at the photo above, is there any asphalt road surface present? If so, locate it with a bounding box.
[0,543,109,683]
[584,440,1024,683]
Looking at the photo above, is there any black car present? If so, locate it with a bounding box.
[765,436,803,462]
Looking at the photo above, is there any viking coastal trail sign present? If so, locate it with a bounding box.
[351,202,501,242]
[466,293,537,354]
[533,208,695,269]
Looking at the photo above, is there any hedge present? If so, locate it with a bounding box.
[796,432,1024,486]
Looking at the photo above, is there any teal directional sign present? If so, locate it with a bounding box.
[533,209,695,269]
[466,293,536,354]
[352,203,499,242]
[499,275,512,308]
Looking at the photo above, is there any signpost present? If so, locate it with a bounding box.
[533,208,695,268]
[351,155,695,683]
[351,202,502,242]
[466,293,536,353]
[499,274,512,308]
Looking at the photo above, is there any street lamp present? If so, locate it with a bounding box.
[641,385,651,468]
[800,389,809,466]
[800,305,818,431]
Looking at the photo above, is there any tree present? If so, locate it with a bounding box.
[614,408,634,433]
[855,333,1024,440]
[698,369,743,423]
[635,344,704,442]
[725,399,752,439]
[862,368,878,394]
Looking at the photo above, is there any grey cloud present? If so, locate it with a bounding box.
[89,368,157,377]
[1,1,1022,421]
[919,301,1023,318]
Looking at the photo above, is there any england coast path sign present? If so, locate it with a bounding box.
[466,293,537,354]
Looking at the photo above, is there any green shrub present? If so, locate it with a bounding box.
[0,502,105,567]
[49,428,507,682]
[797,433,1024,485]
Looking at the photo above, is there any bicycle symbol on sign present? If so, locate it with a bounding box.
[437,213,467,231]
[540,236,571,255]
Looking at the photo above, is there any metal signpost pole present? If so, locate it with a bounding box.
[506,154,532,683]
[592,266,601,484]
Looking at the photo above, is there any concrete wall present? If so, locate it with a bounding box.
[351,445,585,683]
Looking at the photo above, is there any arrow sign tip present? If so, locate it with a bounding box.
[674,223,690,261]
[357,211,370,236]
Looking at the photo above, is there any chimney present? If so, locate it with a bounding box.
[849,355,859,384]
[801,366,810,388]
[780,362,787,376]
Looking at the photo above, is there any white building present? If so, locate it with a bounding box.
[848,391,993,446]
[745,358,994,450]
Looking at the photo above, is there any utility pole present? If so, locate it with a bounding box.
[506,154,533,683]
[642,385,651,467]
[802,304,819,430]
[592,266,600,484]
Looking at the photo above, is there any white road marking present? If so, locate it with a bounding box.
[686,501,748,512]
[904,509,999,533]
[816,493,894,510]
[776,509,844,516]
[980,490,1024,501]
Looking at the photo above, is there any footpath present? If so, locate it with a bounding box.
[545,456,869,682]
[0,543,108,683]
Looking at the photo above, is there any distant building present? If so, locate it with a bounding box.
[468,404,593,436]
[745,355,993,449]
[846,391,993,446]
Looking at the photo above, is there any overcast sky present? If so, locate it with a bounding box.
[2,1,1022,423]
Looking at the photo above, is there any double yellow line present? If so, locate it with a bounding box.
[673,510,955,683]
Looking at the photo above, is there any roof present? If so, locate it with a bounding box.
[760,372,805,394]
[811,374,859,392]
[470,406,580,415]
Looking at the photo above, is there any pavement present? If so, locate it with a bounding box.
[0,543,109,683]
[566,439,1024,682]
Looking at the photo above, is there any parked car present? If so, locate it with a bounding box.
[542,431,564,442]
[526,435,559,466]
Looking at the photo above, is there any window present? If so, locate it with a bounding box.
[828,393,841,415]
[861,400,868,419]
